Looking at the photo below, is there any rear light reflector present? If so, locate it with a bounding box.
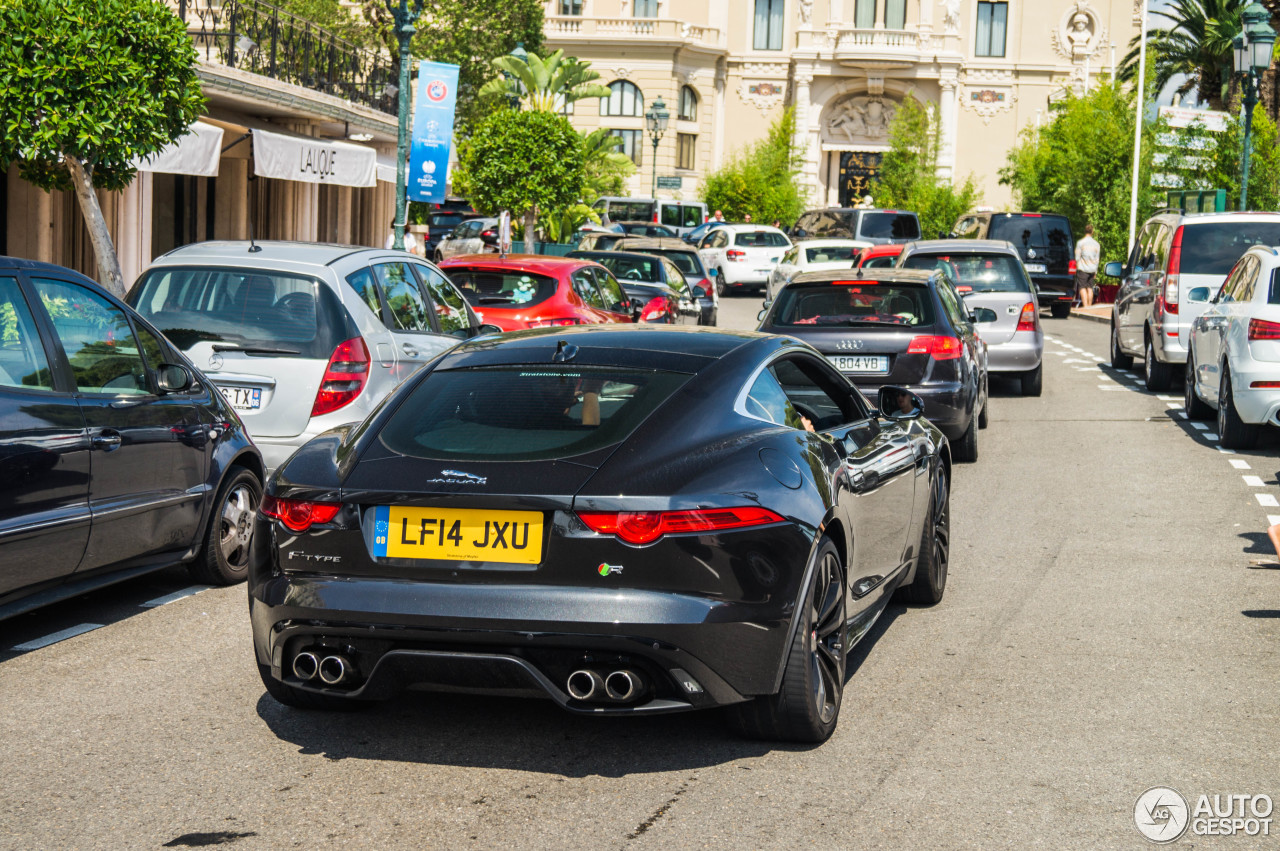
[261,494,342,532]
[1250,380,1280,388]
[907,335,963,360]
[725,249,747,261]
[529,317,581,327]
[1016,301,1037,332]
[1249,318,1280,340]
[577,506,786,545]
[1068,259,1077,275]
[310,336,370,417]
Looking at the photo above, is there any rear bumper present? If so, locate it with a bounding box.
[1229,359,1280,425]
[721,265,771,287]
[986,332,1043,373]
[1032,276,1074,304]
[1152,325,1188,364]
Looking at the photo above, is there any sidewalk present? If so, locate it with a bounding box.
[1069,303,1112,324]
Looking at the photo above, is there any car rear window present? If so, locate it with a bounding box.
[901,252,1031,293]
[379,366,691,461]
[429,213,467,229]
[771,283,934,327]
[589,255,661,282]
[607,202,654,222]
[988,216,1071,248]
[859,213,921,240]
[1180,222,1280,275]
[445,268,559,308]
[734,230,790,247]
[805,246,859,263]
[128,267,345,358]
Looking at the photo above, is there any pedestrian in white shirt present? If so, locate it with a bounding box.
[1075,224,1101,308]
[385,221,422,257]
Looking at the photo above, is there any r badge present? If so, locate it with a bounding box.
[597,563,623,577]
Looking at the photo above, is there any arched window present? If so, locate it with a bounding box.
[601,80,644,117]
[678,86,698,121]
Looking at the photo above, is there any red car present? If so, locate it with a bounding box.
[439,255,634,331]
[853,243,905,269]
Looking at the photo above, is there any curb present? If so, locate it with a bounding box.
[1069,308,1111,325]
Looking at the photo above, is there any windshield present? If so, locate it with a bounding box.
[771,283,934,327]
[444,268,559,308]
[859,213,921,240]
[379,366,691,461]
[805,246,860,263]
[1180,222,1280,275]
[584,254,661,282]
[988,216,1071,248]
[901,252,1031,292]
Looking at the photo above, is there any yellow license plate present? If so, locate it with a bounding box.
[372,505,543,565]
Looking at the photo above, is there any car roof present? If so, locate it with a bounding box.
[862,243,905,255]
[979,211,1069,220]
[1156,210,1280,223]
[901,239,1017,255]
[438,253,595,274]
[444,324,772,367]
[613,237,694,250]
[0,255,102,284]
[724,224,787,233]
[150,240,396,267]
[613,220,668,226]
[795,238,872,247]
[571,250,666,262]
[791,268,936,286]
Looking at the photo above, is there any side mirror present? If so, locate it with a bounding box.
[155,363,192,393]
[708,268,718,277]
[1187,286,1211,304]
[1104,261,1124,278]
[473,323,504,336]
[971,307,998,323]
[877,385,924,420]
[692,285,706,299]
[757,307,769,322]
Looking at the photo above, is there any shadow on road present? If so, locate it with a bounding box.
[1238,531,1275,556]
[1242,610,1280,618]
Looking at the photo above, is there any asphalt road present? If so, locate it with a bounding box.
[2,300,1278,849]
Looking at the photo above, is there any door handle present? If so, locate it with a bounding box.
[401,343,419,357]
[92,431,122,451]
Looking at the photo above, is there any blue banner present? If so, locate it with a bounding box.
[408,60,460,204]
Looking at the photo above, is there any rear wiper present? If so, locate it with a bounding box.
[212,343,301,355]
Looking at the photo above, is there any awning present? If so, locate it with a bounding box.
[135,121,225,176]
[376,154,397,184]
[251,128,376,188]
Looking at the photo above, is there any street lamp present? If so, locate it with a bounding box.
[504,42,529,110]
[645,96,669,198]
[1233,2,1276,211]
[386,0,427,251]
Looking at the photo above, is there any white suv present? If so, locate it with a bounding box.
[698,225,792,296]
[1186,244,1280,448]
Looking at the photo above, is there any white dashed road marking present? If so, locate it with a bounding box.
[141,586,210,608]
[1232,459,1252,470]
[1269,515,1280,526]
[1191,423,1209,431]
[1244,476,1266,487]
[13,624,104,651]
[1256,494,1279,508]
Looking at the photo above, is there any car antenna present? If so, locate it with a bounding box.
[552,340,578,362]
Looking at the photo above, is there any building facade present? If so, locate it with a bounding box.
[2,0,400,288]
[545,0,1141,209]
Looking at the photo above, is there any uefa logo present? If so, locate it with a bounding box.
[426,80,449,102]
[1135,787,1190,843]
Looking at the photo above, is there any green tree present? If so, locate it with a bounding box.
[580,128,636,201]
[873,97,982,240]
[999,79,1161,265]
[479,49,610,113]
[0,0,204,295]
[1165,107,1280,210]
[455,109,586,244]
[1118,0,1244,110]
[703,107,807,225]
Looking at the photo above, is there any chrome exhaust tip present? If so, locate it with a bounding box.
[566,669,605,701]
[291,651,320,681]
[604,670,644,702]
[318,654,351,686]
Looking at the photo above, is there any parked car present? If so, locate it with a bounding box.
[951,212,1075,318]
[609,221,679,239]
[757,268,988,461]
[613,236,718,325]
[767,239,872,303]
[682,220,730,245]
[422,208,480,260]
[128,242,489,472]
[592,196,708,236]
[575,231,632,252]
[248,325,951,743]
[1185,244,1280,448]
[567,250,701,325]
[1108,210,1280,390]
[898,240,1044,396]
[0,257,264,619]
[791,208,922,245]
[854,243,906,269]
[698,225,792,296]
[439,255,633,331]
[433,217,499,262]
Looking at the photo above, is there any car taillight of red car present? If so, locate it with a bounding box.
[638,296,671,323]
[311,337,369,417]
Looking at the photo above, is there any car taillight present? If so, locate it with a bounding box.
[1016,301,1037,332]
[529,317,580,327]
[260,494,342,532]
[1068,259,1077,276]
[907,335,963,359]
[481,229,496,238]
[577,507,785,545]
[726,249,746,261]
[1251,380,1280,388]
[697,278,712,295]
[1248,318,1280,340]
[310,336,369,417]
[639,296,670,322]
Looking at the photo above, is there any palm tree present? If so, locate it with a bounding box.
[479,49,610,112]
[1118,0,1245,110]
[580,128,636,199]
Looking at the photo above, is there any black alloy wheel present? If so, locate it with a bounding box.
[978,392,990,429]
[897,464,949,605]
[1144,336,1174,392]
[1111,320,1133,369]
[189,467,261,585]
[728,537,846,743]
[716,269,727,298]
[953,413,978,463]
[1218,364,1260,449]
[1184,355,1213,420]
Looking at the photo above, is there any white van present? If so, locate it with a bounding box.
[593,197,708,236]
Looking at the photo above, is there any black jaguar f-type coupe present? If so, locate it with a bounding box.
[249,325,951,742]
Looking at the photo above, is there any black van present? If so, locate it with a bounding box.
[791,208,921,244]
[951,212,1076,317]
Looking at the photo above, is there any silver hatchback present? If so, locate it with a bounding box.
[127,241,490,470]
[898,239,1045,396]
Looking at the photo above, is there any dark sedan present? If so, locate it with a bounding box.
[758,268,988,462]
[612,237,718,325]
[249,326,952,743]
[568,250,701,325]
[0,257,264,619]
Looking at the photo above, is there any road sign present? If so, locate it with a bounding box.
[656,176,683,189]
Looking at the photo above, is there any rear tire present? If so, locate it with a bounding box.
[716,270,727,298]
[1184,355,1214,420]
[1111,320,1133,369]
[1021,363,1043,397]
[1051,302,1070,319]
[188,467,261,586]
[978,394,990,429]
[953,413,978,463]
[896,463,949,606]
[257,663,367,711]
[1218,364,1260,449]
[727,537,846,743]
[1144,335,1175,392]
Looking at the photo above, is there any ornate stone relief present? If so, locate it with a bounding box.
[799,0,813,24]
[1051,2,1107,61]
[960,68,1016,124]
[742,61,790,77]
[739,80,787,111]
[610,67,632,80]
[823,95,899,145]
[940,0,961,36]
